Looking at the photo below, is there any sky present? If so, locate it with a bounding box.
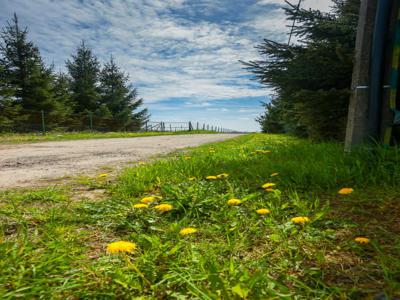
[0,0,333,131]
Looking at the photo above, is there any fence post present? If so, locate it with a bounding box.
[41,110,46,135]
[88,111,93,131]
[196,122,199,130]
[189,121,192,131]
[170,124,172,132]
[203,123,205,130]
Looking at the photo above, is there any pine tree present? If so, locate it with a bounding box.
[66,41,100,113]
[99,56,149,130]
[245,0,359,140]
[0,14,56,112]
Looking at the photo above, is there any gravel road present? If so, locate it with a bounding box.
[0,134,240,189]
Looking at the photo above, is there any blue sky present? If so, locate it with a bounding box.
[0,0,332,131]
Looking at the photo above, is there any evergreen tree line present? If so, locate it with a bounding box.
[0,14,149,132]
[245,0,359,140]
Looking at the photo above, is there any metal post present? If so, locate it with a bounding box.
[170,124,172,132]
[196,122,199,130]
[41,110,46,135]
[189,121,192,131]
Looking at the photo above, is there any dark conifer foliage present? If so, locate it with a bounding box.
[0,64,23,130]
[66,41,101,113]
[0,14,56,111]
[245,0,360,140]
[99,56,149,130]
[49,72,76,126]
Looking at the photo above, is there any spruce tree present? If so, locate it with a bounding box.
[0,14,56,113]
[48,72,76,128]
[99,56,149,130]
[245,0,359,140]
[66,41,100,113]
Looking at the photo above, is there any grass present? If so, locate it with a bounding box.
[0,130,217,144]
[1,134,399,299]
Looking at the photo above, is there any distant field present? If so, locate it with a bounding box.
[0,134,399,298]
[0,130,217,144]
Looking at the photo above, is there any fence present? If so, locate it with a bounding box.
[143,121,234,133]
[0,109,143,133]
[0,110,236,133]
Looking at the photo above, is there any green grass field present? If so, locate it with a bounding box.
[1,134,399,299]
[0,130,216,144]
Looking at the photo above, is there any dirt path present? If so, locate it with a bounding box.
[0,134,240,189]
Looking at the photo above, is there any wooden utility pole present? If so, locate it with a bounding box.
[344,0,378,151]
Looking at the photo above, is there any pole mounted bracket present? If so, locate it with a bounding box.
[392,109,400,125]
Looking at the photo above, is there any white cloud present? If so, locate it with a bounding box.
[0,0,333,131]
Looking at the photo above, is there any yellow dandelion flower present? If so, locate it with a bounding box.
[291,216,310,224]
[256,208,271,215]
[338,188,354,195]
[154,204,173,212]
[227,198,242,206]
[265,188,275,192]
[189,177,196,181]
[184,156,191,160]
[271,173,279,177]
[140,195,162,204]
[179,227,198,235]
[354,237,370,244]
[140,196,156,204]
[106,241,136,254]
[206,175,218,180]
[98,173,108,178]
[216,173,229,179]
[138,161,146,166]
[133,203,148,209]
[262,182,276,189]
